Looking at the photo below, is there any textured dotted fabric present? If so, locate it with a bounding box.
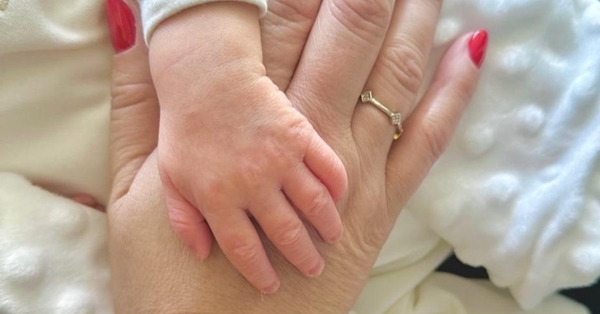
[0,174,112,314]
[409,0,600,309]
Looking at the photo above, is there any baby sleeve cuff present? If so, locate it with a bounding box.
[138,0,268,45]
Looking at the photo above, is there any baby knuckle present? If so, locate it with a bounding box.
[280,117,314,149]
[283,116,312,138]
[199,177,225,198]
[167,208,192,228]
[330,0,392,43]
[321,149,345,179]
[238,161,263,189]
[272,219,305,247]
[380,43,426,97]
[228,238,262,263]
[305,190,330,218]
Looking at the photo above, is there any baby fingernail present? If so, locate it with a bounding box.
[308,260,324,277]
[468,29,488,68]
[263,281,280,294]
[194,249,209,261]
[328,233,341,244]
[106,0,136,53]
[330,227,343,243]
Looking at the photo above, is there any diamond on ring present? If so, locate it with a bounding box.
[360,91,374,102]
[360,91,403,140]
[391,113,401,125]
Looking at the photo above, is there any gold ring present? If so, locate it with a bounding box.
[360,91,403,140]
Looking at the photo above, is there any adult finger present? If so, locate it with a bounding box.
[386,31,488,207]
[261,0,322,91]
[286,0,394,132]
[352,0,444,153]
[108,0,160,202]
[251,191,325,278]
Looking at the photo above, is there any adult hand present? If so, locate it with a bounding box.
[107,0,486,312]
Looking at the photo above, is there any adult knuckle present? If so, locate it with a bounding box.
[379,42,426,98]
[262,0,319,52]
[430,0,444,9]
[345,206,389,255]
[268,0,321,24]
[360,227,388,252]
[329,0,392,44]
[418,118,452,163]
[111,81,157,111]
[451,76,476,106]
[272,219,305,247]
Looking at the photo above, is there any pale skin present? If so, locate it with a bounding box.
[149,2,347,293]
[109,0,484,312]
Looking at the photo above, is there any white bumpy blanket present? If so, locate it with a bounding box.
[410,0,600,309]
[0,0,598,313]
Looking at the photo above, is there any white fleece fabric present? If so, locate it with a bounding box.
[0,0,111,203]
[0,173,586,314]
[0,0,598,313]
[0,174,112,313]
[409,0,600,309]
[137,0,267,43]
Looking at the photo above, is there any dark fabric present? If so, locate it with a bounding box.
[437,254,599,313]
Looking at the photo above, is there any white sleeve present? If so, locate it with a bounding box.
[138,0,268,44]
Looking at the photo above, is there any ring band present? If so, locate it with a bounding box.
[360,91,403,140]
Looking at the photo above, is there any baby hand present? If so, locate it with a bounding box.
[158,75,347,293]
[149,1,346,294]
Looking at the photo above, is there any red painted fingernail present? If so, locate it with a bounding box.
[106,0,136,53]
[468,30,488,68]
